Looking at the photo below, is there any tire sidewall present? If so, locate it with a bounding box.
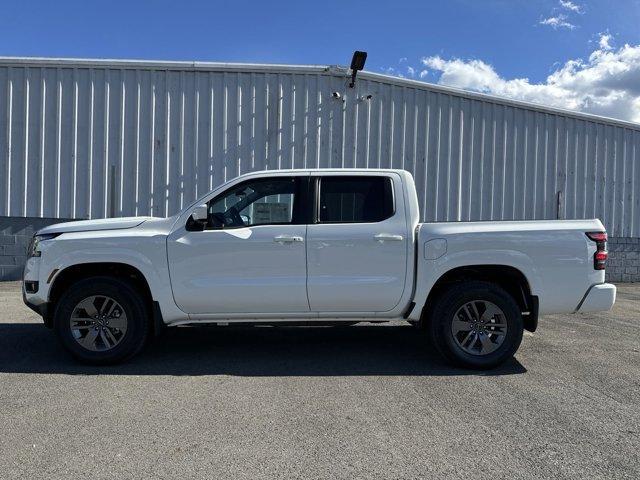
[54,277,148,364]
[430,282,524,369]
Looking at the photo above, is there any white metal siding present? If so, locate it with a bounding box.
[1,59,639,237]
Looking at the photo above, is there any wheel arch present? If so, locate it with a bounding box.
[420,265,539,332]
[48,262,163,333]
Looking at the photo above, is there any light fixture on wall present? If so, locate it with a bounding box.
[349,51,367,88]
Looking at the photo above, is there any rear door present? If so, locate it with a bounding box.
[306,173,409,313]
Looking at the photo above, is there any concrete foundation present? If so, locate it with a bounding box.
[0,216,73,281]
[606,237,640,283]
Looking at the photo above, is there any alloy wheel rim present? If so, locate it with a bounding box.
[451,300,507,356]
[69,296,128,352]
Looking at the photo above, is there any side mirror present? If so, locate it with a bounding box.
[191,204,208,222]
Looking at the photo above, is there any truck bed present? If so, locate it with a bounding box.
[410,219,606,319]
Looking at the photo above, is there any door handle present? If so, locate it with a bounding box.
[374,233,404,242]
[274,235,304,244]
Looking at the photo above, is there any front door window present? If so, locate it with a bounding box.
[207,178,297,229]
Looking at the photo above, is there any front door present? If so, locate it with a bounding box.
[306,174,409,313]
[167,175,310,315]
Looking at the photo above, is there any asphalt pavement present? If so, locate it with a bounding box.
[1,281,639,479]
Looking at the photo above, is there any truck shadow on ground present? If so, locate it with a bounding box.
[0,323,526,376]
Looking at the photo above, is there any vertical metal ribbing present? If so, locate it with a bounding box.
[208,72,214,191]
[455,100,467,222]
[433,94,441,221]
[55,69,63,218]
[315,77,323,169]
[118,72,125,216]
[39,71,46,217]
[87,72,94,218]
[632,131,639,236]
[69,71,76,218]
[222,72,228,181]
[289,74,296,169]
[164,71,170,217]
[633,132,637,236]
[22,73,29,216]
[6,72,13,216]
[134,72,141,215]
[468,100,477,220]
[102,72,109,218]
[193,73,201,200]
[149,76,156,215]
[179,72,185,210]
[249,74,256,171]
[301,75,309,169]
[421,91,430,222]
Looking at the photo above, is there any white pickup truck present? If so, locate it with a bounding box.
[23,169,616,369]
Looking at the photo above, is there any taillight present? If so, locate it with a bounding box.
[586,232,608,270]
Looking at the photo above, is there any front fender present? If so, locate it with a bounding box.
[39,233,186,324]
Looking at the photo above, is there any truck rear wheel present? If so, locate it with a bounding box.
[427,281,523,369]
[53,276,150,364]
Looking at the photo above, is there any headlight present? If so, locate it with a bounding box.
[27,233,59,258]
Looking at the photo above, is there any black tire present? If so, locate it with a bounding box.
[53,276,150,364]
[427,281,523,369]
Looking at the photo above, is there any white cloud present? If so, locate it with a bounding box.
[559,0,583,13]
[407,66,416,77]
[419,34,640,123]
[541,1,583,30]
[599,33,613,51]
[539,14,576,30]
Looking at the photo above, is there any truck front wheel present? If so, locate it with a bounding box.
[427,281,524,369]
[53,276,150,364]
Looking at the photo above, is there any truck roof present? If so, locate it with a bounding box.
[235,168,412,176]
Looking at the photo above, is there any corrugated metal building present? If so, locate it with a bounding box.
[1,56,639,281]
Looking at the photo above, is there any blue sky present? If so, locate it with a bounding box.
[2,0,640,122]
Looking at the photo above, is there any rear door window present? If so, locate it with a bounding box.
[318,176,394,223]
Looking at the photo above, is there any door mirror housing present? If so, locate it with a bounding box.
[191,204,208,222]
[187,204,208,231]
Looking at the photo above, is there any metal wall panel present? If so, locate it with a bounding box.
[1,58,639,237]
